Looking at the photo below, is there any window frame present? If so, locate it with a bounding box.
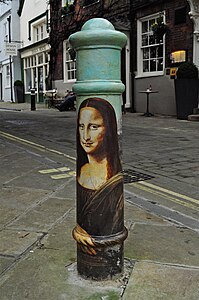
[136,12,166,78]
[30,17,47,42]
[62,0,74,7]
[5,65,10,87]
[33,21,47,43]
[23,51,49,93]
[63,40,76,83]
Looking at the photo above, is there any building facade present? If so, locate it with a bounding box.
[18,0,50,103]
[49,0,131,105]
[49,0,199,115]
[130,0,196,116]
[0,0,21,102]
[2,0,198,112]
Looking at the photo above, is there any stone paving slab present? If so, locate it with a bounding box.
[0,229,43,257]
[7,197,75,232]
[123,262,199,300]
[1,186,49,209]
[52,177,76,199]
[0,153,38,183]
[0,257,15,274]
[124,201,170,230]
[0,187,51,228]
[6,169,70,190]
[125,223,199,266]
[0,249,121,300]
[0,209,122,300]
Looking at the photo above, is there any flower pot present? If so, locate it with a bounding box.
[14,85,24,103]
[174,79,199,119]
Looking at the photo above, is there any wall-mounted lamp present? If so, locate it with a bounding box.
[170,50,186,64]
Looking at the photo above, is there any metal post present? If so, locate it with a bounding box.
[69,18,128,280]
[7,16,13,103]
[30,88,36,111]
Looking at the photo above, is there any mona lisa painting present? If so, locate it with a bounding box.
[73,97,127,278]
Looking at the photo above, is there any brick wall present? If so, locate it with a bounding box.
[130,0,193,71]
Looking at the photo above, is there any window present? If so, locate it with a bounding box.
[137,14,165,77]
[62,0,74,6]
[175,7,186,25]
[84,0,99,6]
[4,22,8,41]
[23,51,49,93]
[6,65,10,87]
[63,41,76,82]
[33,22,47,42]
[41,25,44,40]
[36,27,39,41]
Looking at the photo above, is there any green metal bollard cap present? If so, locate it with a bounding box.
[69,18,127,50]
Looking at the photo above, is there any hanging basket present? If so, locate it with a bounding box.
[152,19,169,42]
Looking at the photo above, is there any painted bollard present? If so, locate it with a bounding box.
[69,18,128,280]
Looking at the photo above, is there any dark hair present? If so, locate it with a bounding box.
[77,97,122,179]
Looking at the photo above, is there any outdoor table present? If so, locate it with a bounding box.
[44,89,57,108]
[139,89,158,117]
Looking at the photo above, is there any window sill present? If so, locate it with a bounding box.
[64,79,76,83]
[135,72,164,79]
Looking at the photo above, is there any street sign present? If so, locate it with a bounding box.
[170,67,177,79]
[5,42,17,56]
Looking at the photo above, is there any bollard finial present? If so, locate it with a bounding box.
[81,18,115,31]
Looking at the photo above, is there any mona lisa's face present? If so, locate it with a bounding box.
[79,107,106,155]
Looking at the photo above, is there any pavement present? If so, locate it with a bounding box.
[0,101,199,300]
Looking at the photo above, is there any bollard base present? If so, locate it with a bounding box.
[77,244,124,280]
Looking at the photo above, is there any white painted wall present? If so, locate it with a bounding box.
[20,0,49,48]
[0,1,21,102]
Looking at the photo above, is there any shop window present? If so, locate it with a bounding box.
[38,54,43,65]
[63,41,76,82]
[23,51,49,93]
[175,7,186,25]
[137,13,165,77]
[25,68,32,92]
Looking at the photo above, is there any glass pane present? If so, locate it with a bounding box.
[38,54,43,64]
[150,59,156,72]
[25,69,31,92]
[149,18,156,31]
[38,67,43,91]
[31,56,35,66]
[45,53,49,63]
[33,68,37,89]
[158,37,164,44]
[149,34,156,45]
[143,60,149,72]
[156,16,163,24]
[150,47,156,58]
[157,58,163,71]
[142,21,148,33]
[143,48,149,59]
[157,45,163,57]
[26,58,30,68]
[142,34,148,46]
